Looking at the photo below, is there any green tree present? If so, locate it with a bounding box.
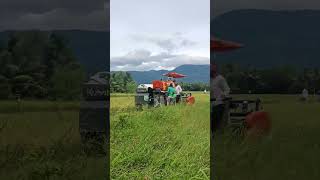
[49,66,85,100]
[0,31,84,99]
[110,72,136,93]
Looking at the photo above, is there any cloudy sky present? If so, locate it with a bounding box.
[212,0,320,17]
[2,0,320,71]
[110,0,210,71]
[0,0,109,31]
[1,0,319,31]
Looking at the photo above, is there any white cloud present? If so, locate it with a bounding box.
[111,32,209,71]
[130,33,197,54]
[111,49,209,71]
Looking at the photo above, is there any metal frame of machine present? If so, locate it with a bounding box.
[223,98,263,135]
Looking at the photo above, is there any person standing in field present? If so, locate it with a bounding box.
[302,88,309,101]
[175,82,182,103]
[211,63,230,134]
[167,83,176,105]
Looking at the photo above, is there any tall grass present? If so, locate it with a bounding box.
[0,101,79,114]
[110,92,210,179]
[3,94,317,179]
[0,102,106,180]
[213,95,320,180]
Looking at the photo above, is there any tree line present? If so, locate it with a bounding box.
[0,31,84,100]
[219,63,320,94]
[179,82,209,91]
[110,72,136,93]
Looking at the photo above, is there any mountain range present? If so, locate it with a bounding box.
[125,64,209,84]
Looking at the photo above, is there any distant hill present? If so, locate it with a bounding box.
[212,9,320,68]
[0,30,109,75]
[124,64,209,84]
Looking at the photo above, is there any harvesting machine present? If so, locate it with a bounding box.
[134,72,195,109]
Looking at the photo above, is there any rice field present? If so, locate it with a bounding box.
[110,92,210,179]
[214,94,320,180]
[0,101,107,180]
[1,94,319,179]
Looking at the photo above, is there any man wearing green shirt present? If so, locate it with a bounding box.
[167,83,176,105]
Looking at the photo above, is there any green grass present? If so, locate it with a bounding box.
[0,101,106,180]
[214,94,320,180]
[2,94,319,179]
[110,92,210,179]
[0,100,79,113]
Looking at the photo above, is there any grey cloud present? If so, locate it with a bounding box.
[155,39,177,53]
[111,0,209,71]
[0,0,105,14]
[111,50,173,66]
[0,0,109,31]
[111,50,152,66]
[212,0,320,17]
[180,39,196,47]
[131,33,196,53]
[111,49,209,71]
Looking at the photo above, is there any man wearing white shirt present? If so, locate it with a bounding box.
[211,63,230,133]
[175,82,182,103]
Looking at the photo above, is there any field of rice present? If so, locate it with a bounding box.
[110,92,210,179]
[214,94,320,180]
[0,101,106,180]
[1,94,319,179]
